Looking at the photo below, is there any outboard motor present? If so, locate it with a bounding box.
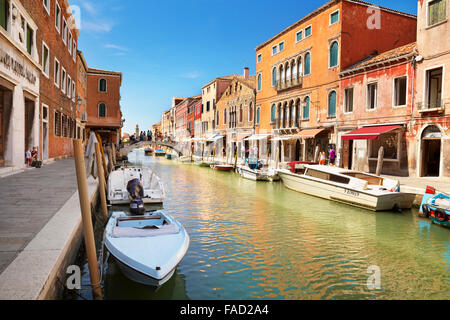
[127,178,145,215]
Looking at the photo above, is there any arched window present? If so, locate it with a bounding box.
[297,57,303,77]
[304,53,311,75]
[256,107,260,125]
[280,65,285,83]
[223,109,227,125]
[98,103,107,117]
[239,106,243,123]
[328,91,337,117]
[257,74,262,91]
[271,104,276,123]
[99,79,107,92]
[330,41,339,67]
[272,67,277,86]
[249,102,253,122]
[303,97,310,120]
[216,111,220,126]
[292,62,297,80]
[286,63,291,81]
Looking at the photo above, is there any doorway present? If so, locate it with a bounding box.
[42,105,49,160]
[295,139,301,161]
[24,98,35,155]
[421,125,441,177]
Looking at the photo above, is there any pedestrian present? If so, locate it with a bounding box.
[222,146,226,158]
[25,149,32,167]
[319,151,326,165]
[329,147,336,166]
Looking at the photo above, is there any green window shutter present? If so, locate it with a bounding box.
[0,0,6,30]
[271,104,276,122]
[26,26,33,54]
[272,68,277,86]
[296,31,303,42]
[257,108,260,124]
[328,91,336,117]
[304,97,310,119]
[429,0,446,26]
[330,42,338,67]
[257,74,262,91]
[304,53,311,75]
[305,26,312,37]
[331,11,339,24]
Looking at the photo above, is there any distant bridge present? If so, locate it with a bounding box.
[120,140,183,156]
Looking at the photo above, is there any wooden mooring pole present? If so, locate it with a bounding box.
[376,146,384,176]
[95,143,109,220]
[73,140,103,300]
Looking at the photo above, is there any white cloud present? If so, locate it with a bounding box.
[104,44,128,52]
[80,0,97,15]
[82,21,114,33]
[181,71,200,79]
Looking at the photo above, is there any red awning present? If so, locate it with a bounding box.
[342,125,401,140]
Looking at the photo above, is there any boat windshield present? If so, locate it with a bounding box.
[305,169,351,185]
[342,172,383,186]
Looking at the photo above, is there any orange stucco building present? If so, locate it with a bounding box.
[255,0,417,164]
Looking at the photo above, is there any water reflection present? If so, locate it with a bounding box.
[75,149,449,300]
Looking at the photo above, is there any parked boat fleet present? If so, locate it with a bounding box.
[104,151,190,287]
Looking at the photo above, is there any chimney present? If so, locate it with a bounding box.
[244,67,249,80]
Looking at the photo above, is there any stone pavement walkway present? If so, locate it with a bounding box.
[0,159,77,274]
[383,174,450,193]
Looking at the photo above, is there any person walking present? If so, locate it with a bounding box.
[319,151,326,165]
[329,147,336,166]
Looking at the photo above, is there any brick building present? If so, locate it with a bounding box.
[20,0,80,161]
[76,50,87,142]
[86,68,123,145]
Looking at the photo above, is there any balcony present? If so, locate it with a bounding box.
[417,100,445,113]
[273,117,301,134]
[276,76,303,92]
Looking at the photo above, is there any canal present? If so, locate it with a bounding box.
[70,149,449,300]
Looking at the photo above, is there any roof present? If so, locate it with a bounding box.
[87,68,123,84]
[255,0,416,51]
[77,50,88,71]
[340,42,416,75]
[202,74,240,89]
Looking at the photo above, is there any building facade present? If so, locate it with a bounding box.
[0,0,40,168]
[86,68,123,145]
[255,0,417,166]
[413,0,450,177]
[76,50,87,142]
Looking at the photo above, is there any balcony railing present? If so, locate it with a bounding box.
[273,117,301,130]
[276,76,303,92]
[417,100,445,113]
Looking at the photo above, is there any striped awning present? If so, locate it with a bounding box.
[342,125,401,140]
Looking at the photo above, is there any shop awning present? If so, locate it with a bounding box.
[233,133,251,142]
[244,134,271,141]
[296,128,326,139]
[342,125,401,140]
[272,135,295,141]
[209,135,224,142]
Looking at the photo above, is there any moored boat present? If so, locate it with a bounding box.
[238,159,279,182]
[277,164,416,212]
[420,186,450,228]
[178,156,192,164]
[194,160,212,167]
[155,149,166,157]
[144,148,153,155]
[107,167,165,204]
[104,211,190,287]
[210,164,234,171]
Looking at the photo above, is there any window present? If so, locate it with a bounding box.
[328,90,337,117]
[296,30,303,42]
[67,76,71,98]
[223,109,227,125]
[370,132,398,159]
[54,58,60,87]
[26,25,33,55]
[62,17,67,44]
[279,41,284,52]
[426,67,443,109]
[330,10,339,25]
[239,106,243,123]
[257,53,262,63]
[305,25,312,37]
[344,87,354,113]
[99,78,107,92]
[428,0,447,26]
[206,101,210,112]
[393,76,407,107]
[304,53,311,75]
[303,97,310,120]
[42,42,50,77]
[367,83,378,110]
[55,1,61,32]
[54,111,61,136]
[249,103,253,122]
[271,104,276,123]
[329,41,338,67]
[256,107,260,125]
[272,45,278,55]
[0,0,9,31]
[61,67,66,93]
[43,0,50,14]
[68,32,72,54]
[73,40,77,61]
[98,103,107,117]
[272,67,277,86]
[72,83,75,102]
[257,74,262,91]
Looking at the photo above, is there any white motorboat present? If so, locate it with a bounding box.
[108,167,165,204]
[104,211,190,287]
[238,165,280,182]
[277,164,416,211]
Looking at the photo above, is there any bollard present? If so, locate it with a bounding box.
[73,140,103,300]
[95,143,109,220]
[376,146,384,176]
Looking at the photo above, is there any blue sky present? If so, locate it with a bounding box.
[71,0,417,134]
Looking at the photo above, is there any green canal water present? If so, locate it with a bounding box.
[71,149,449,300]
